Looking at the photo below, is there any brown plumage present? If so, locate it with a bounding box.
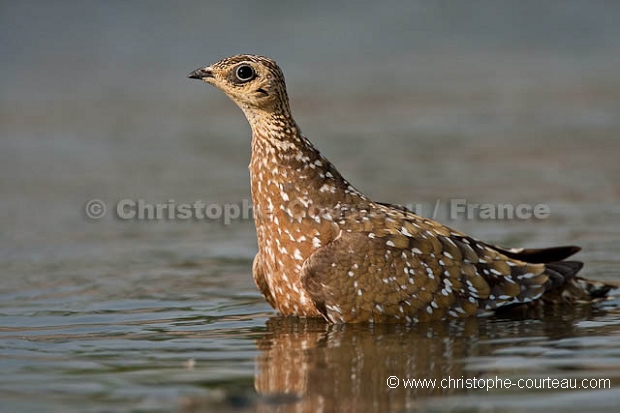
[188,54,616,323]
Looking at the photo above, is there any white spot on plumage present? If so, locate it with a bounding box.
[312,237,321,248]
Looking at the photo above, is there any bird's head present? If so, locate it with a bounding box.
[189,54,291,118]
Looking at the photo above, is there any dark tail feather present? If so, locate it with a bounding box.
[499,245,581,263]
[543,261,583,291]
[546,261,583,280]
[543,261,618,302]
[493,243,617,302]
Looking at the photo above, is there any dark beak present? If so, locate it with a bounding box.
[188,67,214,80]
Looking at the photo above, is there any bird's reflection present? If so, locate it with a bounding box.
[254,317,482,412]
[253,304,603,412]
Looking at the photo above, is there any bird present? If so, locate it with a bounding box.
[188,54,615,324]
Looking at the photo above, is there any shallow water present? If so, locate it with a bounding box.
[2,1,620,412]
[3,280,620,412]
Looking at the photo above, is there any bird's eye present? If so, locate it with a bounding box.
[235,65,255,82]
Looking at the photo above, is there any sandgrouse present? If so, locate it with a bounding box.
[189,54,614,324]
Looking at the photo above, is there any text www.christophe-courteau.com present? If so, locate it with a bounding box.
[386,375,611,391]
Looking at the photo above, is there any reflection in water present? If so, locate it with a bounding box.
[254,318,478,412]
[251,304,612,412]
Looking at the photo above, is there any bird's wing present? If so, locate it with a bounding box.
[300,205,552,323]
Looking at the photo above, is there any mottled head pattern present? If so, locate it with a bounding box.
[189,55,614,324]
[189,54,292,122]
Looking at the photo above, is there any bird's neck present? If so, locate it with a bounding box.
[245,108,369,318]
[247,109,301,151]
[247,110,367,224]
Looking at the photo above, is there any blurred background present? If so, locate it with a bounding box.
[1,1,619,412]
[2,0,619,266]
